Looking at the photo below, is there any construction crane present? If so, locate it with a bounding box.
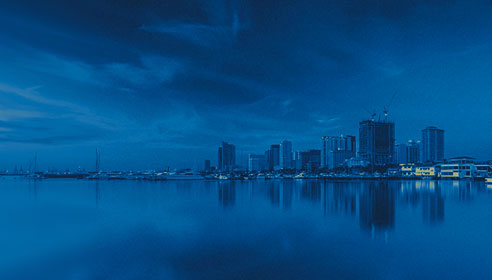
[383,92,397,121]
[363,107,377,121]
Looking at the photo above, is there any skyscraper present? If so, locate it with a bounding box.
[248,154,266,171]
[204,160,211,172]
[395,140,420,164]
[321,135,356,169]
[218,141,236,171]
[296,150,321,172]
[407,140,420,163]
[422,126,444,163]
[280,140,293,169]
[268,144,280,170]
[359,119,395,166]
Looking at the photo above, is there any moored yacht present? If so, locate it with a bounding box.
[164,171,204,180]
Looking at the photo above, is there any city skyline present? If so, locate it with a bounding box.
[2,2,492,280]
[1,1,492,170]
[0,112,473,172]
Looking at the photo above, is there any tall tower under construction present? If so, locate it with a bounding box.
[359,117,395,166]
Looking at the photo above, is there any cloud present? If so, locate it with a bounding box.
[0,84,112,145]
[0,41,184,91]
[101,56,184,89]
[140,10,247,48]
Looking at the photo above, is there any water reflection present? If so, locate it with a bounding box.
[1,178,492,279]
[458,181,473,201]
[325,181,357,216]
[268,182,280,206]
[282,181,293,209]
[359,182,395,233]
[218,182,236,208]
[301,181,321,202]
[421,185,445,224]
[215,179,486,230]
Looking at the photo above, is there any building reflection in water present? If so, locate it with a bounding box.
[218,181,236,208]
[210,179,492,230]
[400,181,420,208]
[282,180,294,209]
[94,181,100,207]
[301,181,321,202]
[359,182,395,235]
[268,181,280,206]
[458,181,473,201]
[322,181,358,216]
[421,181,444,224]
[28,179,38,200]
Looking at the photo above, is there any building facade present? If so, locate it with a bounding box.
[440,157,476,179]
[267,144,280,170]
[248,154,266,171]
[204,160,211,172]
[359,120,395,166]
[218,141,236,171]
[296,150,321,172]
[280,140,293,169]
[395,140,420,164]
[321,135,356,169]
[421,126,444,163]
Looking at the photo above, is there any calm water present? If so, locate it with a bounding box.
[1,178,492,280]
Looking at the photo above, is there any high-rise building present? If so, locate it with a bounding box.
[268,144,280,170]
[296,150,321,172]
[204,160,211,172]
[395,140,420,164]
[248,154,266,171]
[422,127,444,163]
[280,140,293,169]
[321,135,356,169]
[359,119,395,166]
[294,151,302,170]
[407,140,420,163]
[218,141,236,171]
[394,143,407,164]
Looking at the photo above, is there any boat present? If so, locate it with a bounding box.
[164,171,204,180]
[204,174,218,180]
[108,171,127,180]
[295,172,307,179]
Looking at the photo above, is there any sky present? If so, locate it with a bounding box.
[1,0,492,170]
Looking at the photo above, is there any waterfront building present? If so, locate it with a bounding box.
[440,157,475,179]
[414,166,436,177]
[475,163,492,178]
[395,144,406,164]
[218,141,236,171]
[395,140,420,164]
[321,135,356,169]
[346,157,370,168]
[399,164,415,176]
[294,151,302,170]
[204,160,211,172]
[296,150,321,172]
[280,140,293,169]
[248,154,266,172]
[422,127,444,163]
[359,119,395,166]
[267,144,280,170]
